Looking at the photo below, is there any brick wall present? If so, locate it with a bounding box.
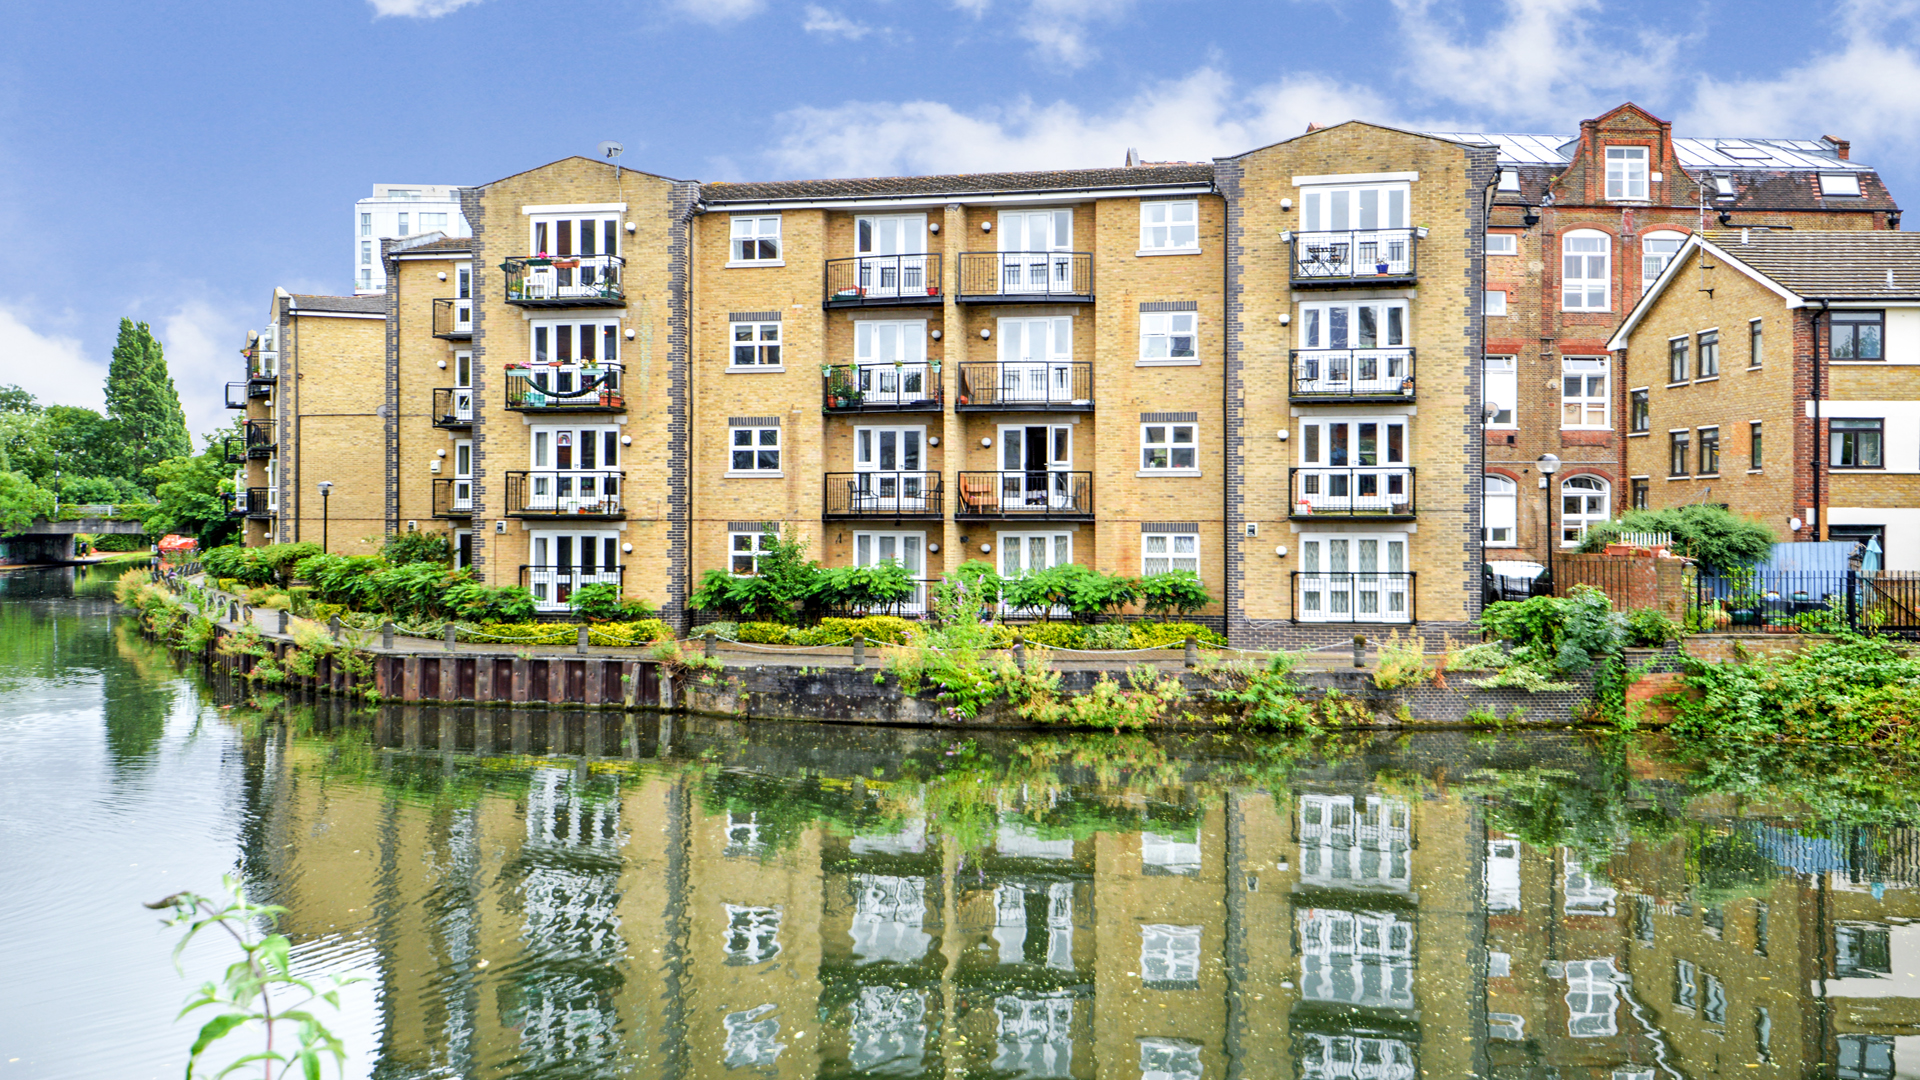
[1554,552,1691,618]
[281,308,386,552]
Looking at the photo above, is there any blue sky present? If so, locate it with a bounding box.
[2,0,1916,441]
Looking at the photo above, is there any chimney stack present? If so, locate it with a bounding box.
[1823,135,1851,161]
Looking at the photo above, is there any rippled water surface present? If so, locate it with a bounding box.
[8,565,1920,1078]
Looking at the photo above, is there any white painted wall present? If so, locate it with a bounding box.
[1810,400,1920,473]
[352,184,469,295]
[1828,507,1920,571]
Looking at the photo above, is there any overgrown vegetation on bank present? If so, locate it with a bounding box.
[1666,636,1920,750]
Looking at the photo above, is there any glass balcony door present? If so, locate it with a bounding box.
[527,217,620,300]
[853,426,926,512]
[855,321,929,406]
[453,440,473,510]
[998,209,1073,294]
[1298,419,1408,513]
[527,530,620,611]
[529,426,620,514]
[453,351,474,420]
[1297,536,1408,622]
[454,263,473,328]
[853,531,925,614]
[997,317,1076,405]
[856,214,929,299]
[999,423,1072,511]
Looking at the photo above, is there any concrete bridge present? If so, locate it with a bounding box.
[0,512,146,565]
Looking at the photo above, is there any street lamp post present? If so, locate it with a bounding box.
[1536,454,1561,593]
[317,481,333,553]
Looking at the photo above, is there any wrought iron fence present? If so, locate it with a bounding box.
[822,364,942,411]
[1290,349,1416,400]
[1292,571,1417,623]
[823,472,944,518]
[1289,229,1419,283]
[955,362,1093,409]
[504,362,624,411]
[957,252,1092,299]
[432,477,474,518]
[1690,568,1920,636]
[955,471,1092,519]
[502,471,624,518]
[502,254,624,305]
[432,296,473,338]
[520,565,624,612]
[243,419,275,458]
[432,386,475,426]
[823,254,943,304]
[1289,468,1416,517]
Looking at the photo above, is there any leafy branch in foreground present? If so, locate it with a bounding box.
[146,875,358,1080]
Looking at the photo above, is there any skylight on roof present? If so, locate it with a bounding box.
[1821,173,1862,197]
[1720,146,1771,160]
[1715,176,1735,199]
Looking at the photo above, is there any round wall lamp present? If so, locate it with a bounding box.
[929,222,941,233]
[620,434,632,445]
[437,271,447,281]
[928,542,940,553]
[1278,313,1291,325]
[437,359,447,368]
[980,543,992,553]
[624,221,636,233]
[980,437,992,448]
[979,328,991,340]
[624,328,635,339]
[1275,544,1289,557]
[981,221,993,232]
[930,329,942,340]
[622,542,633,553]
[436,448,447,457]
[1280,198,1293,211]
[1277,430,1289,441]
[927,435,939,446]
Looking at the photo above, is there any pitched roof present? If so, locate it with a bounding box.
[1486,161,1897,212]
[700,163,1214,204]
[1433,132,1871,171]
[286,294,386,315]
[392,234,472,255]
[1705,229,1920,298]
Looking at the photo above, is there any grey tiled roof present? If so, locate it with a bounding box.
[287,294,387,314]
[1488,163,1897,212]
[1709,229,1920,297]
[701,163,1215,203]
[393,235,472,254]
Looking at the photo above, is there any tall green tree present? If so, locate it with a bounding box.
[104,319,190,479]
[141,420,241,546]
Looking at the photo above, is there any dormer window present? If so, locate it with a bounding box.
[1606,147,1649,201]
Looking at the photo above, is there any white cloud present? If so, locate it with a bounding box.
[0,307,102,415]
[1017,0,1137,67]
[803,5,873,39]
[764,67,1392,178]
[157,299,248,442]
[367,0,484,17]
[670,0,766,24]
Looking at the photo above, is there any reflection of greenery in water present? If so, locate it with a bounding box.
[0,583,178,769]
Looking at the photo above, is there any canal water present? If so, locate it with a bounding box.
[5,565,1920,1079]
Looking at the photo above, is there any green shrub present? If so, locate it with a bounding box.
[570,581,656,622]
[587,620,674,646]
[736,622,793,644]
[1079,623,1134,650]
[689,621,739,641]
[1129,622,1228,649]
[1013,622,1085,649]
[381,531,451,566]
[310,603,347,624]
[1139,570,1212,617]
[1575,505,1774,573]
[1624,608,1685,647]
[444,582,537,624]
[814,616,917,645]
[461,622,576,646]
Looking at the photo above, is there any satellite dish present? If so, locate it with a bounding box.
[598,141,624,161]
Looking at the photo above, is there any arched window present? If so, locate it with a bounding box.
[1483,475,1517,546]
[1560,476,1610,546]
[1641,230,1686,294]
[1562,229,1611,312]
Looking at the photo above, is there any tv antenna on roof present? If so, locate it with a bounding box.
[599,141,624,180]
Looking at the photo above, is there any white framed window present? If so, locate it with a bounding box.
[361,241,372,266]
[525,528,621,612]
[1297,535,1410,623]
[731,320,782,368]
[1605,146,1649,200]
[730,424,781,474]
[1490,1013,1525,1040]
[1560,476,1610,547]
[1565,959,1620,1037]
[1140,831,1201,875]
[1486,841,1521,911]
[1484,474,1517,546]
[1297,908,1414,1008]
[999,533,1073,604]
[1673,958,1698,1010]
[1140,200,1199,252]
[1139,1038,1203,1080]
[1485,356,1517,427]
[1561,357,1609,429]
[852,532,927,615]
[1642,229,1686,293]
[1139,924,1202,986]
[357,269,372,291]
[1485,290,1508,316]
[359,213,372,237]
[1562,230,1611,311]
[1299,794,1411,890]
[722,1005,784,1071]
[397,212,408,235]
[1487,231,1518,255]
[1299,301,1407,349]
[1140,310,1197,363]
[1297,418,1409,513]
[531,319,621,366]
[1141,422,1197,472]
[729,214,781,264]
[420,212,449,229]
[531,215,619,259]
[1821,173,1862,197]
[849,874,931,965]
[730,531,775,575]
[1300,182,1409,231]
[1497,168,1521,192]
[1142,533,1199,576]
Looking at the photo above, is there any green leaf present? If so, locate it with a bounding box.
[188,1012,249,1056]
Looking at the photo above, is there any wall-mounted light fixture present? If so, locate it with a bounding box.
[624,221,636,233]
[1280,198,1293,211]
[435,448,447,458]
[930,329,942,340]
[1277,430,1289,441]
[927,435,939,447]
[437,271,447,281]
[622,542,633,553]
[1278,313,1291,325]
[929,222,940,234]
[1275,544,1289,557]
[981,221,992,232]
[621,434,632,445]
[979,328,991,340]
[980,543,992,553]
[437,359,447,368]
[625,328,635,339]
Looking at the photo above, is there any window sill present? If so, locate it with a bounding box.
[725,260,786,269]
[1747,365,1763,372]
[1831,360,1890,365]
[1135,248,1202,257]
[1667,381,1690,389]
[1628,431,1649,437]
[1666,475,1692,481]
[726,366,786,374]
[1695,375,1720,383]
[724,471,785,479]
[1138,469,1202,478]
[1137,358,1202,367]
[1697,473,1721,480]
[1561,426,1611,432]
[1747,468,1764,475]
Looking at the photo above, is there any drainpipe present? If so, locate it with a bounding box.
[1812,301,1827,541]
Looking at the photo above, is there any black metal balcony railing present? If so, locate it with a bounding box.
[432,297,474,338]
[223,438,245,465]
[222,491,245,519]
[823,254,943,306]
[1289,467,1417,518]
[956,362,1093,410]
[521,564,625,612]
[823,364,943,412]
[823,473,945,519]
[243,419,275,459]
[432,387,475,427]
[957,252,1093,301]
[244,349,277,383]
[503,254,624,306]
[224,382,249,410]
[827,578,937,618]
[955,471,1093,519]
[502,471,624,518]
[504,362,625,412]
[1290,349,1417,401]
[1289,229,1419,284]
[432,477,474,518]
[244,487,273,520]
[1293,571,1416,623]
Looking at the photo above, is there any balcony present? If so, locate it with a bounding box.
[502,254,624,307]
[223,491,245,520]
[223,437,245,465]
[827,578,935,618]
[823,364,943,413]
[224,382,249,410]
[1287,229,1420,286]
[955,471,1092,520]
[522,565,624,613]
[956,362,1093,411]
[824,254,943,308]
[1293,571,1416,623]
[432,387,475,427]
[823,473,945,521]
[242,487,273,520]
[432,478,473,518]
[243,419,275,459]
[504,363,625,412]
[1291,349,1417,403]
[244,347,277,384]
[1288,467,1416,519]
[957,252,1092,303]
[433,297,473,339]
[502,471,624,519]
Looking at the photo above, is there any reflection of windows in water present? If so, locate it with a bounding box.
[513,773,627,1071]
[1702,905,1725,939]
[1754,1006,1772,1062]
[722,904,782,965]
[993,993,1074,1079]
[1488,951,1511,978]
[1142,831,1201,876]
[1298,794,1412,890]
[1673,959,1698,1010]
[724,811,765,858]
[847,986,928,1075]
[849,874,930,965]
[1564,958,1619,1037]
[1563,853,1617,916]
[1837,1034,1895,1080]
[508,990,622,1067]
[997,818,1076,860]
[722,1004,785,1070]
[1837,923,1894,978]
[526,769,622,850]
[1296,909,1414,1009]
[995,883,1029,965]
[1140,924,1203,988]
[1702,972,1727,1024]
[849,817,927,856]
[1634,896,1655,946]
[1139,1037,1203,1080]
[1488,1013,1525,1040]
[992,882,1075,970]
[1754,903,1769,957]
[1046,883,1075,972]
[1613,1071,1656,1080]
[1485,839,1520,911]
[1297,1033,1416,1080]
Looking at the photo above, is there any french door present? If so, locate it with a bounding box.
[998,424,1072,511]
[527,216,620,300]
[998,209,1073,294]
[1297,419,1408,514]
[452,351,473,421]
[1297,535,1409,622]
[527,530,621,611]
[453,440,473,511]
[453,262,473,330]
[853,426,927,510]
[529,426,621,514]
[856,214,929,298]
[996,318,1076,404]
[853,531,925,614]
[453,528,472,570]
[999,532,1073,616]
[855,321,929,406]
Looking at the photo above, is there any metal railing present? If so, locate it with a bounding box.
[432,478,474,518]
[245,349,277,383]
[521,565,625,612]
[502,254,624,306]
[957,251,1092,300]
[1693,570,1863,632]
[1290,349,1416,400]
[224,382,249,410]
[823,472,945,518]
[1289,468,1416,518]
[823,364,942,412]
[955,471,1093,518]
[243,419,275,458]
[823,254,943,305]
[1293,571,1416,623]
[432,386,475,427]
[504,362,624,411]
[223,491,246,519]
[432,297,473,338]
[243,487,273,520]
[501,471,624,518]
[956,362,1093,410]
[828,578,936,618]
[223,438,245,465]
[1289,229,1419,284]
